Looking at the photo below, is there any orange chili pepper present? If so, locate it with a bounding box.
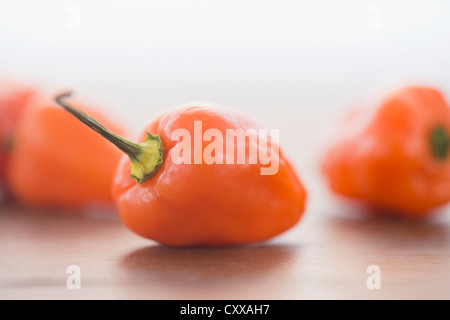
[56,92,307,246]
[322,86,450,216]
[0,80,37,195]
[7,94,124,208]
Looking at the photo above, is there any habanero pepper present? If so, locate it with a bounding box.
[55,92,307,246]
[0,80,37,197]
[7,93,124,208]
[322,86,450,217]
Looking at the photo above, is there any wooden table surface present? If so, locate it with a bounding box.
[1,189,449,300]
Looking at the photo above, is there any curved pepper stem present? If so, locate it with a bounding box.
[55,92,165,184]
[430,125,450,161]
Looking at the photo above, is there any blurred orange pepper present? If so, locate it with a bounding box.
[0,80,37,196]
[7,94,124,208]
[56,92,307,246]
[322,86,450,216]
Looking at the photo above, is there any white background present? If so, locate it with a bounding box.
[1,0,449,198]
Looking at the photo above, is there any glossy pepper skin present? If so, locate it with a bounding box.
[7,95,124,208]
[57,94,306,246]
[322,86,450,216]
[0,80,37,194]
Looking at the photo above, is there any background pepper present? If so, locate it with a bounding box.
[0,80,37,197]
[7,94,124,208]
[57,93,307,246]
[322,86,450,216]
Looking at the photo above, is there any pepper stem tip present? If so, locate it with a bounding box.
[54,91,165,184]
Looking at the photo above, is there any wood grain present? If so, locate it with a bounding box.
[1,194,449,300]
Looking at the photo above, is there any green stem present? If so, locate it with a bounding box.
[1,135,13,152]
[430,125,450,161]
[55,92,165,184]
